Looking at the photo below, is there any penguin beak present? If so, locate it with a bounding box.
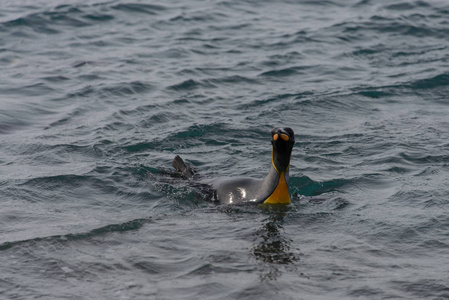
[270,127,295,174]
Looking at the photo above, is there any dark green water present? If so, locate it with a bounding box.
[1,0,449,299]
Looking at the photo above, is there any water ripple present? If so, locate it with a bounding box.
[2,0,449,298]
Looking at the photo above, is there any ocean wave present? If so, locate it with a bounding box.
[0,218,151,251]
[2,0,449,298]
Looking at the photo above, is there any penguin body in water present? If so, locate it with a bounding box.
[173,127,295,205]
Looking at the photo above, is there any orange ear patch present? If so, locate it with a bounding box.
[280,133,289,141]
[273,134,279,141]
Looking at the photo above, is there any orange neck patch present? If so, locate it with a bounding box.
[264,173,291,204]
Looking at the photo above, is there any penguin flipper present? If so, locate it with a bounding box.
[173,155,195,179]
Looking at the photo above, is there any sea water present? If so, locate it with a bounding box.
[1,0,449,299]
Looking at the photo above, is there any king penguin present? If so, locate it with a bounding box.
[172,127,295,205]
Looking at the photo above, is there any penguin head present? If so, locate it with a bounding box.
[271,127,295,173]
